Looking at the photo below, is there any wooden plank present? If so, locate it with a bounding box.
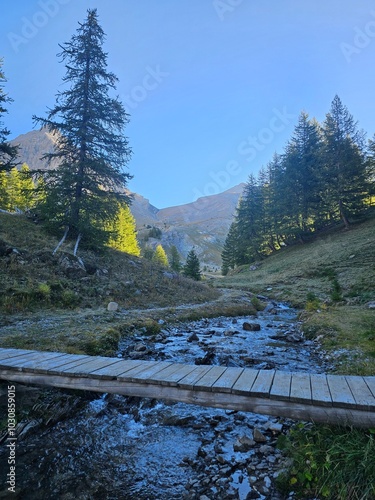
[232,369,258,395]
[0,351,61,369]
[46,356,95,374]
[8,352,67,370]
[177,365,213,390]
[291,373,311,404]
[20,354,89,374]
[270,371,291,401]
[119,361,172,382]
[311,374,332,407]
[327,375,357,408]
[365,377,375,399]
[58,357,121,376]
[193,366,227,392]
[156,364,198,386]
[212,367,244,393]
[251,370,275,397]
[146,363,194,385]
[345,376,375,410]
[0,348,39,361]
[90,360,145,379]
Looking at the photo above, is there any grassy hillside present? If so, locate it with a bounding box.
[0,212,228,355]
[0,212,220,312]
[216,217,375,375]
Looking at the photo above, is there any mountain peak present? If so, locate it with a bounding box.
[10,129,244,267]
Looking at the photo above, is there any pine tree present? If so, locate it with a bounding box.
[260,157,285,252]
[221,222,238,274]
[108,203,140,256]
[183,248,202,280]
[33,9,131,253]
[235,174,265,263]
[322,95,367,228]
[366,136,375,206]
[0,59,19,174]
[19,164,36,211]
[152,244,169,267]
[142,246,154,260]
[169,245,182,272]
[281,112,324,238]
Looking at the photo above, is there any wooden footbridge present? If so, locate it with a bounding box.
[1,348,375,427]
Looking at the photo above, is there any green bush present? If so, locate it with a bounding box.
[37,283,51,300]
[60,289,80,308]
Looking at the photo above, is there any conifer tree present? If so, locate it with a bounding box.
[281,112,323,238]
[366,136,375,205]
[19,164,36,210]
[235,174,265,262]
[322,95,367,228]
[169,245,182,272]
[142,246,154,260]
[183,248,202,280]
[260,157,284,252]
[221,222,238,275]
[33,9,131,253]
[7,167,22,209]
[6,164,35,211]
[0,59,19,173]
[0,170,9,209]
[152,244,169,267]
[108,203,140,256]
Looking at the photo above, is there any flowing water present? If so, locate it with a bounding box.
[0,303,329,499]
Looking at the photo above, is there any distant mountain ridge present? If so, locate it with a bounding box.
[11,129,244,267]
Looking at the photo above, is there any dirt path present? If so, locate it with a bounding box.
[0,288,262,356]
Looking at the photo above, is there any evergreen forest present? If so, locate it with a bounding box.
[222,96,375,275]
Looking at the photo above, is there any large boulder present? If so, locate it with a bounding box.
[242,322,261,332]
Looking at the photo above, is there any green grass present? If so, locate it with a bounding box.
[0,212,219,314]
[216,217,375,375]
[217,218,375,306]
[277,423,375,500]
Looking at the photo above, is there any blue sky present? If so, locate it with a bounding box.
[1,0,375,208]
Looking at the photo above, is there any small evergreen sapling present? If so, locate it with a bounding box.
[183,248,202,281]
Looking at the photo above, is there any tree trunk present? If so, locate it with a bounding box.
[73,233,82,256]
[53,227,69,255]
[339,200,350,229]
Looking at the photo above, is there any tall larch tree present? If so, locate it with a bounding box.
[33,9,132,253]
[152,244,169,267]
[108,203,140,256]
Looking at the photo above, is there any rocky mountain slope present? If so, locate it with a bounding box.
[11,129,244,267]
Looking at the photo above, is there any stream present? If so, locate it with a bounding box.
[0,302,330,499]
